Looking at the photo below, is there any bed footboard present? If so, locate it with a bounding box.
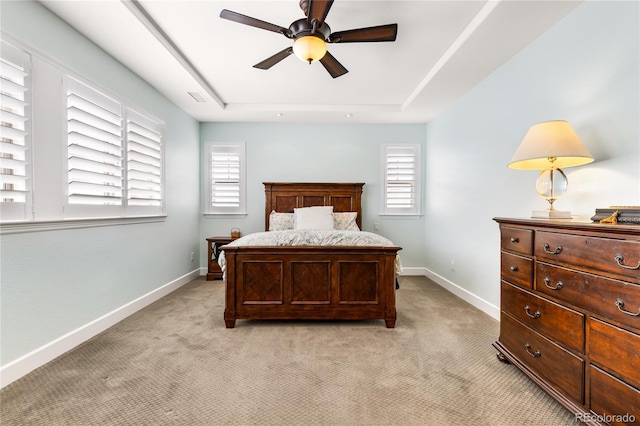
[222,245,401,328]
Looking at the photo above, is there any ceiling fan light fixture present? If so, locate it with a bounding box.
[293,35,327,64]
[220,6,398,78]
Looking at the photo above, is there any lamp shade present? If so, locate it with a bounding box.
[508,120,594,170]
[293,35,327,64]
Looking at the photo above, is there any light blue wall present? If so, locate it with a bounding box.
[199,123,427,267]
[424,0,640,309]
[0,1,201,365]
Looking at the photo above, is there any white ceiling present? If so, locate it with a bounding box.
[41,0,581,124]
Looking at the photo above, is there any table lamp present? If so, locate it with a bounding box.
[508,120,594,219]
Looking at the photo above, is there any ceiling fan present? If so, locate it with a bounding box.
[220,0,398,78]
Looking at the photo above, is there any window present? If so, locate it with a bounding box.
[0,35,164,231]
[204,142,246,215]
[126,108,163,209]
[63,77,164,219]
[66,77,123,208]
[0,40,32,222]
[381,144,421,216]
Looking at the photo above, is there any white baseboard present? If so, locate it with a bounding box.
[0,269,200,389]
[401,267,500,321]
[397,267,426,276]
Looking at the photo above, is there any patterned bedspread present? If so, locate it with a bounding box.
[218,230,403,275]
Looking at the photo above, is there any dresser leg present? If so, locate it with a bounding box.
[496,351,511,364]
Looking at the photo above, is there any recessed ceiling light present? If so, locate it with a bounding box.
[275,112,284,117]
[345,114,353,118]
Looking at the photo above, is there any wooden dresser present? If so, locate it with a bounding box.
[494,218,639,425]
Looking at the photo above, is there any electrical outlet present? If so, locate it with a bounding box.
[450,261,455,271]
[374,222,380,231]
[190,252,195,262]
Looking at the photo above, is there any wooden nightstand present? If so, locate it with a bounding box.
[206,237,235,280]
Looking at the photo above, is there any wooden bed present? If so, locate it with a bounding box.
[222,182,401,328]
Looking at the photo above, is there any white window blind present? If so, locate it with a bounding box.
[205,142,246,215]
[126,109,162,207]
[0,40,31,220]
[382,145,421,216]
[66,77,123,206]
[0,36,165,230]
[212,147,240,207]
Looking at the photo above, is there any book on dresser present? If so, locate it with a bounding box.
[493,217,639,426]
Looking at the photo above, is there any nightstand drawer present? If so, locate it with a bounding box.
[501,281,584,353]
[589,318,640,389]
[500,313,584,404]
[590,365,640,425]
[500,226,533,255]
[536,262,640,330]
[535,231,640,282]
[501,252,533,289]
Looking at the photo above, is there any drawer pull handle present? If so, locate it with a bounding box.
[615,299,640,317]
[524,343,541,358]
[543,277,564,290]
[510,266,518,272]
[524,305,541,319]
[543,243,563,255]
[614,254,640,270]
[510,237,519,243]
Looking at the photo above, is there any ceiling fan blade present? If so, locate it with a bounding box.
[307,0,334,26]
[319,52,348,78]
[329,24,398,43]
[220,9,289,35]
[253,47,293,70]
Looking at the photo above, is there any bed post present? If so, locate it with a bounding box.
[264,182,274,231]
[223,246,237,328]
[384,251,397,328]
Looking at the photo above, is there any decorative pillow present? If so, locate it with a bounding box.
[294,206,334,230]
[269,211,294,231]
[333,212,360,231]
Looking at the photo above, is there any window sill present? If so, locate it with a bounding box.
[0,215,167,235]
[379,213,423,218]
[203,212,248,218]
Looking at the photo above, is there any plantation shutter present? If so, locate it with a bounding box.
[66,77,123,205]
[210,145,241,208]
[126,109,162,207]
[0,40,31,219]
[384,145,420,215]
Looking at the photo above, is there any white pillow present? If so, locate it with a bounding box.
[294,206,334,230]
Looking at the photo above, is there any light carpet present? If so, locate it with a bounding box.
[0,276,575,425]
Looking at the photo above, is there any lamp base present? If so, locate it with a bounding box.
[532,209,572,219]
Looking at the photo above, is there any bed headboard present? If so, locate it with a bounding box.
[264,182,364,231]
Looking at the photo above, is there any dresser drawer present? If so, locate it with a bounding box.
[589,318,640,389]
[500,313,584,403]
[536,262,640,330]
[590,365,640,425]
[501,281,584,353]
[501,252,533,289]
[535,231,640,282]
[500,226,533,255]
